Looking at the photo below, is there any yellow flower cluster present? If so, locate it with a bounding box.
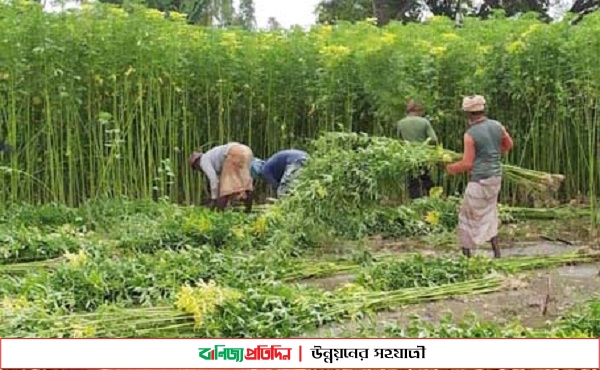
[144,8,164,20]
[441,33,460,41]
[521,24,541,38]
[506,40,526,54]
[380,31,396,45]
[336,283,368,319]
[429,15,448,23]
[183,214,213,234]
[169,11,187,23]
[318,45,351,66]
[418,40,433,49]
[105,4,127,18]
[505,24,540,54]
[429,46,447,58]
[231,226,246,241]
[71,324,97,338]
[314,182,328,199]
[476,44,492,55]
[428,186,444,199]
[319,45,350,58]
[175,280,241,328]
[336,282,367,295]
[220,31,239,48]
[251,215,268,237]
[64,250,88,268]
[2,296,30,312]
[424,211,440,226]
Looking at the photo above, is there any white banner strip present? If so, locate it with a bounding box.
[1,338,598,369]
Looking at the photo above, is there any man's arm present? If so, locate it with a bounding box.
[446,133,475,175]
[425,121,438,145]
[395,121,404,139]
[500,125,513,154]
[199,156,220,200]
[261,163,279,191]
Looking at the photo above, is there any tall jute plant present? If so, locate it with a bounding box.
[0,1,597,205]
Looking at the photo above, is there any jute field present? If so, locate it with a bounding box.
[1,0,600,338]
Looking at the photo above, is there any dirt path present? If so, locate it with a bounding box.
[303,241,600,336]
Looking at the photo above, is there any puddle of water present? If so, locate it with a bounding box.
[556,264,599,278]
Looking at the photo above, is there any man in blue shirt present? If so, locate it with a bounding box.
[260,149,309,197]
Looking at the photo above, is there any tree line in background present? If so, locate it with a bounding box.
[39,0,599,28]
[316,0,599,25]
[88,0,258,28]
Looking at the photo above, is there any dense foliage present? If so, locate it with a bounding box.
[0,1,598,205]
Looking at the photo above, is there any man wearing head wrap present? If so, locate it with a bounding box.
[250,157,265,180]
[189,142,254,212]
[445,95,514,258]
[260,149,309,198]
[395,99,438,199]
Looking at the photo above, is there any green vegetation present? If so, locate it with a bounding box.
[0,2,599,205]
[0,133,596,337]
[0,195,598,338]
[1,1,599,339]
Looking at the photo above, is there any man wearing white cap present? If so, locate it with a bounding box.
[445,95,514,258]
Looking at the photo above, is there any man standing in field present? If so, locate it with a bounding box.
[445,95,514,258]
[189,142,254,212]
[260,149,309,198]
[395,99,438,199]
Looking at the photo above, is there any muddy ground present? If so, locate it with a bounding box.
[303,219,600,336]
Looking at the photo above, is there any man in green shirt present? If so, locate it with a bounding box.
[395,100,438,199]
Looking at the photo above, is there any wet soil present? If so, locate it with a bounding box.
[370,264,600,328]
[367,217,594,255]
[308,262,600,336]
[303,227,600,336]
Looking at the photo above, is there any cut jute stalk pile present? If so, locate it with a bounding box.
[500,205,589,220]
[429,147,565,193]
[10,252,594,337]
[310,133,566,194]
[15,278,505,337]
[284,250,598,282]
